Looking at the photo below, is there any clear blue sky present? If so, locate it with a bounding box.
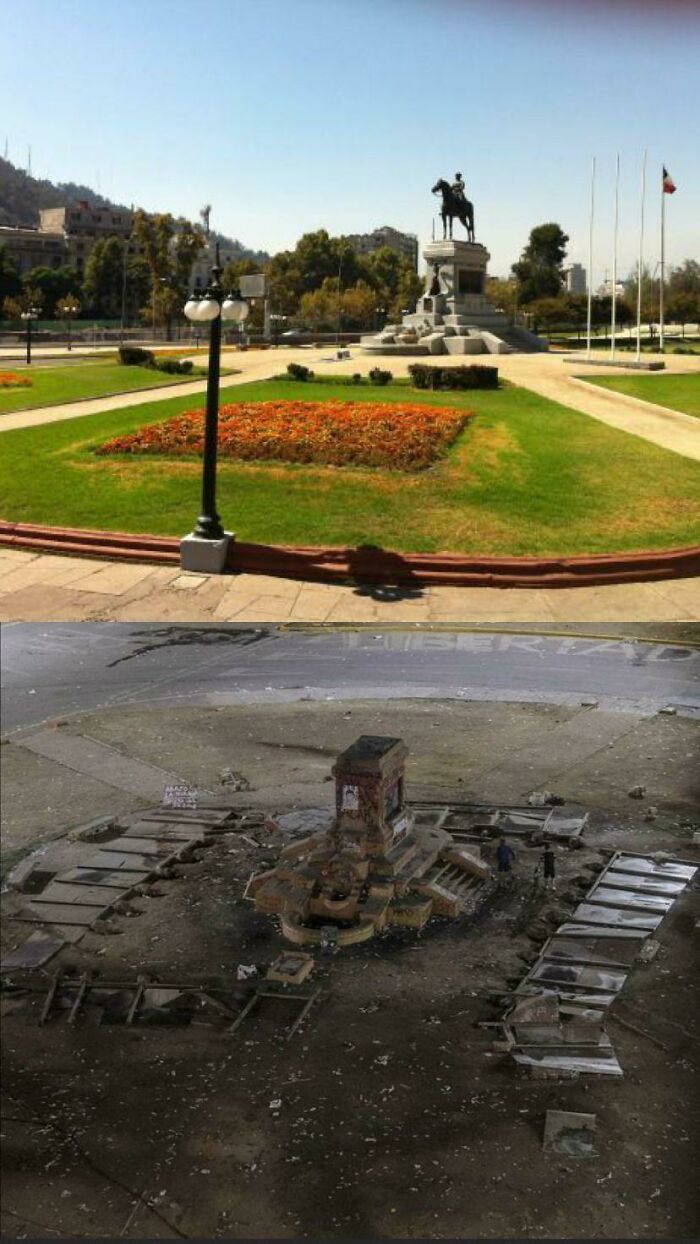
[2,0,699,284]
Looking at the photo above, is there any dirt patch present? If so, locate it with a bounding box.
[2,807,698,1240]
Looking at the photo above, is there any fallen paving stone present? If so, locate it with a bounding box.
[543,1110,597,1158]
[0,930,66,971]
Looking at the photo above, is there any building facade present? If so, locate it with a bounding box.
[0,224,67,274]
[564,263,587,294]
[1,201,136,277]
[40,203,134,275]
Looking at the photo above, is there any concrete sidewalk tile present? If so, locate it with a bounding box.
[427,586,557,623]
[212,588,263,619]
[68,562,161,595]
[542,583,686,623]
[216,598,296,622]
[0,557,101,594]
[170,573,209,590]
[232,573,303,599]
[0,549,39,567]
[644,576,700,617]
[289,589,345,622]
[0,584,108,621]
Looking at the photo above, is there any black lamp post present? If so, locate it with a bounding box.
[57,299,79,351]
[21,306,41,365]
[181,245,249,557]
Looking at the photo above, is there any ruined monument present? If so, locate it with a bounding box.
[361,175,546,357]
[247,736,489,946]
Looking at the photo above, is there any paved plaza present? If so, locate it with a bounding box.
[1,547,698,623]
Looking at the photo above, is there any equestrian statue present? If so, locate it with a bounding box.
[431,173,475,242]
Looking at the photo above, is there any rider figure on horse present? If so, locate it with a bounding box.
[451,172,467,209]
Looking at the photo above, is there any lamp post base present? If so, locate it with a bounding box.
[180,531,233,574]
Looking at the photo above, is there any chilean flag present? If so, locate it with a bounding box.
[663,166,677,194]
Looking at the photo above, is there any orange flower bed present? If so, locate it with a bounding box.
[0,371,32,388]
[96,400,472,471]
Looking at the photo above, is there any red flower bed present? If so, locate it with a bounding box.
[0,371,32,388]
[95,400,472,471]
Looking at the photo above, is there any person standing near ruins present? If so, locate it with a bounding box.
[542,844,556,891]
[496,836,516,884]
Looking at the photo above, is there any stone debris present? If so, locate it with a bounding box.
[496,850,697,1078]
[543,1110,597,1158]
[219,768,250,791]
[628,785,646,799]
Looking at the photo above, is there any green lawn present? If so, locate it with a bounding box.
[1,379,698,556]
[585,372,700,418]
[0,360,205,414]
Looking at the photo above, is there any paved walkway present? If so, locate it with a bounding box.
[1,547,698,623]
[2,346,699,460]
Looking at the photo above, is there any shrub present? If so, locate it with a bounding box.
[154,358,194,375]
[408,363,499,391]
[352,373,363,384]
[287,362,314,381]
[368,367,393,386]
[119,345,155,367]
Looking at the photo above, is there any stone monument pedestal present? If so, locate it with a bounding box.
[361,237,546,357]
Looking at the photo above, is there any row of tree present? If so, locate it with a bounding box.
[1,210,698,334]
[0,217,423,334]
[502,223,700,330]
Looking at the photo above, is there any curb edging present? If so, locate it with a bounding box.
[1,521,699,590]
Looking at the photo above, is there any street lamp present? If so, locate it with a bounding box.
[20,306,41,365]
[57,298,80,352]
[179,244,249,573]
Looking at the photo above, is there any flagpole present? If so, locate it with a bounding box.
[659,166,666,352]
[636,149,647,363]
[611,153,620,362]
[586,156,595,359]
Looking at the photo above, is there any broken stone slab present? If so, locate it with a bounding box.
[5,857,48,892]
[60,867,152,888]
[266,808,335,837]
[635,939,660,964]
[543,1110,597,1158]
[68,815,118,843]
[266,951,315,985]
[219,768,250,791]
[0,930,66,972]
[15,902,105,927]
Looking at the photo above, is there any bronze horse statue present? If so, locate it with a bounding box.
[431,179,475,242]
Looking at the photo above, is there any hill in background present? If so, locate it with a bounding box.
[0,157,268,265]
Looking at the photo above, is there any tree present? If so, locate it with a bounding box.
[22,265,79,317]
[124,256,152,323]
[667,291,700,337]
[340,280,378,330]
[485,277,518,318]
[299,278,339,330]
[82,238,125,317]
[2,285,45,322]
[667,259,700,298]
[0,244,22,303]
[131,211,206,335]
[512,222,569,304]
[172,221,206,295]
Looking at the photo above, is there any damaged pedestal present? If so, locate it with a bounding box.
[247,735,490,946]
